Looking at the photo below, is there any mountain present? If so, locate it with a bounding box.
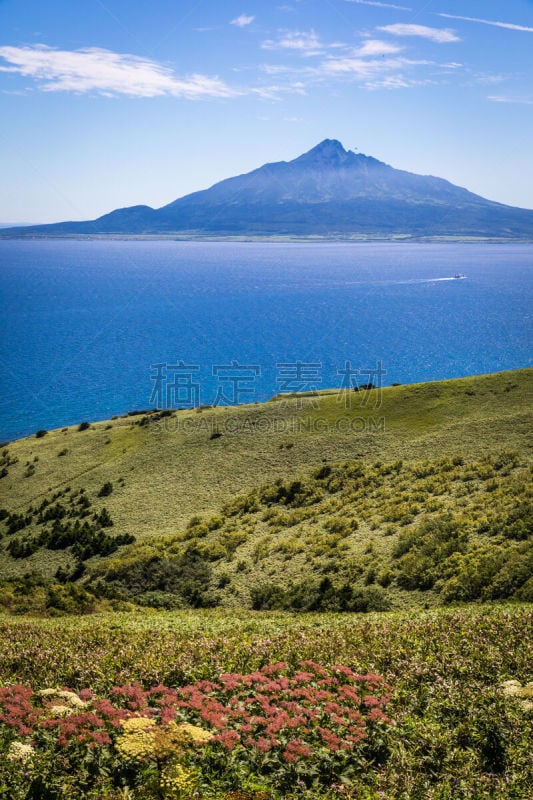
[4,139,533,238]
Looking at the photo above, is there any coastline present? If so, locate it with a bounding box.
[2,233,533,243]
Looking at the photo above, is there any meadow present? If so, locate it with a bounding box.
[0,605,532,798]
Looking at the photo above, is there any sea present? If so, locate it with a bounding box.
[0,240,531,442]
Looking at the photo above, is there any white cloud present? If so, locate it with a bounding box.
[260,25,460,93]
[0,44,240,98]
[320,56,398,78]
[354,39,403,56]
[378,24,460,43]
[345,1,412,10]
[437,14,533,34]
[230,14,255,28]
[488,95,533,105]
[261,30,325,55]
[252,80,307,99]
[366,75,431,89]
[320,54,429,81]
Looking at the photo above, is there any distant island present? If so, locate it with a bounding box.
[3,139,533,239]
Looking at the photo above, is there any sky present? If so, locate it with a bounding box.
[1,0,533,224]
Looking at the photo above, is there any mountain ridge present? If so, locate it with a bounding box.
[3,139,533,239]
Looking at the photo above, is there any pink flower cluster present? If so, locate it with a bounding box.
[173,660,391,763]
[0,686,130,747]
[0,685,39,737]
[0,662,391,763]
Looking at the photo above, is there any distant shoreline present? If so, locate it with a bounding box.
[2,233,533,243]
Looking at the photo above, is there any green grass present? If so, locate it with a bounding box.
[1,369,531,533]
[0,369,531,608]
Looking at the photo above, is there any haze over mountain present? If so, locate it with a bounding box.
[4,140,533,239]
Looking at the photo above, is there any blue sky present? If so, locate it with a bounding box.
[1,0,532,223]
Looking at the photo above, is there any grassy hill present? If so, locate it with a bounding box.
[0,368,531,612]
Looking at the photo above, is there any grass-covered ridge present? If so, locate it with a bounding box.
[0,369,531,612]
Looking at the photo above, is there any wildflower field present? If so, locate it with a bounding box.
[0,604,531,799]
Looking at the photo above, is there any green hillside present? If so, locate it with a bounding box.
[0,369,531,613]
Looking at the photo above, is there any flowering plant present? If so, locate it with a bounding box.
[172,660,391,791]
[0,662,391,796]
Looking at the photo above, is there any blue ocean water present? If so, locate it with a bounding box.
[0,240,531,442]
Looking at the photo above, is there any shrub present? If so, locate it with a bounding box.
[100,550,215,608]
[394,515,468,590]
[94,508,113,528]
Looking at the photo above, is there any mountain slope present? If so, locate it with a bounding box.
[4,140,533,238]
[0,369,531,614]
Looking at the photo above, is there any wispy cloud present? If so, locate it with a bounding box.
[230,14,255,28]
[262,49,443,92]
[345,0,412,10]
[261,30,326,55]
[259,20,463,93]
[366,75,431,89]
[378,24,460,43]
[0,44,240,98]
[437,14,533,34]
[252,80,307,99]
[488,95,533,105]
[320,53,430,82]
[471,72,506,86]
[354,39,403,56]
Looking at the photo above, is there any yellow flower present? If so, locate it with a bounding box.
[120,716,156,733]
[49,704,75,717]
[501,679,522,697]
[177,721,214,745]
[160,761,197,798]
[116,717,157,762]
[500,679,533,711]
[116,716,213,765]
[8,741,34,762]
[38,688,87,708]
